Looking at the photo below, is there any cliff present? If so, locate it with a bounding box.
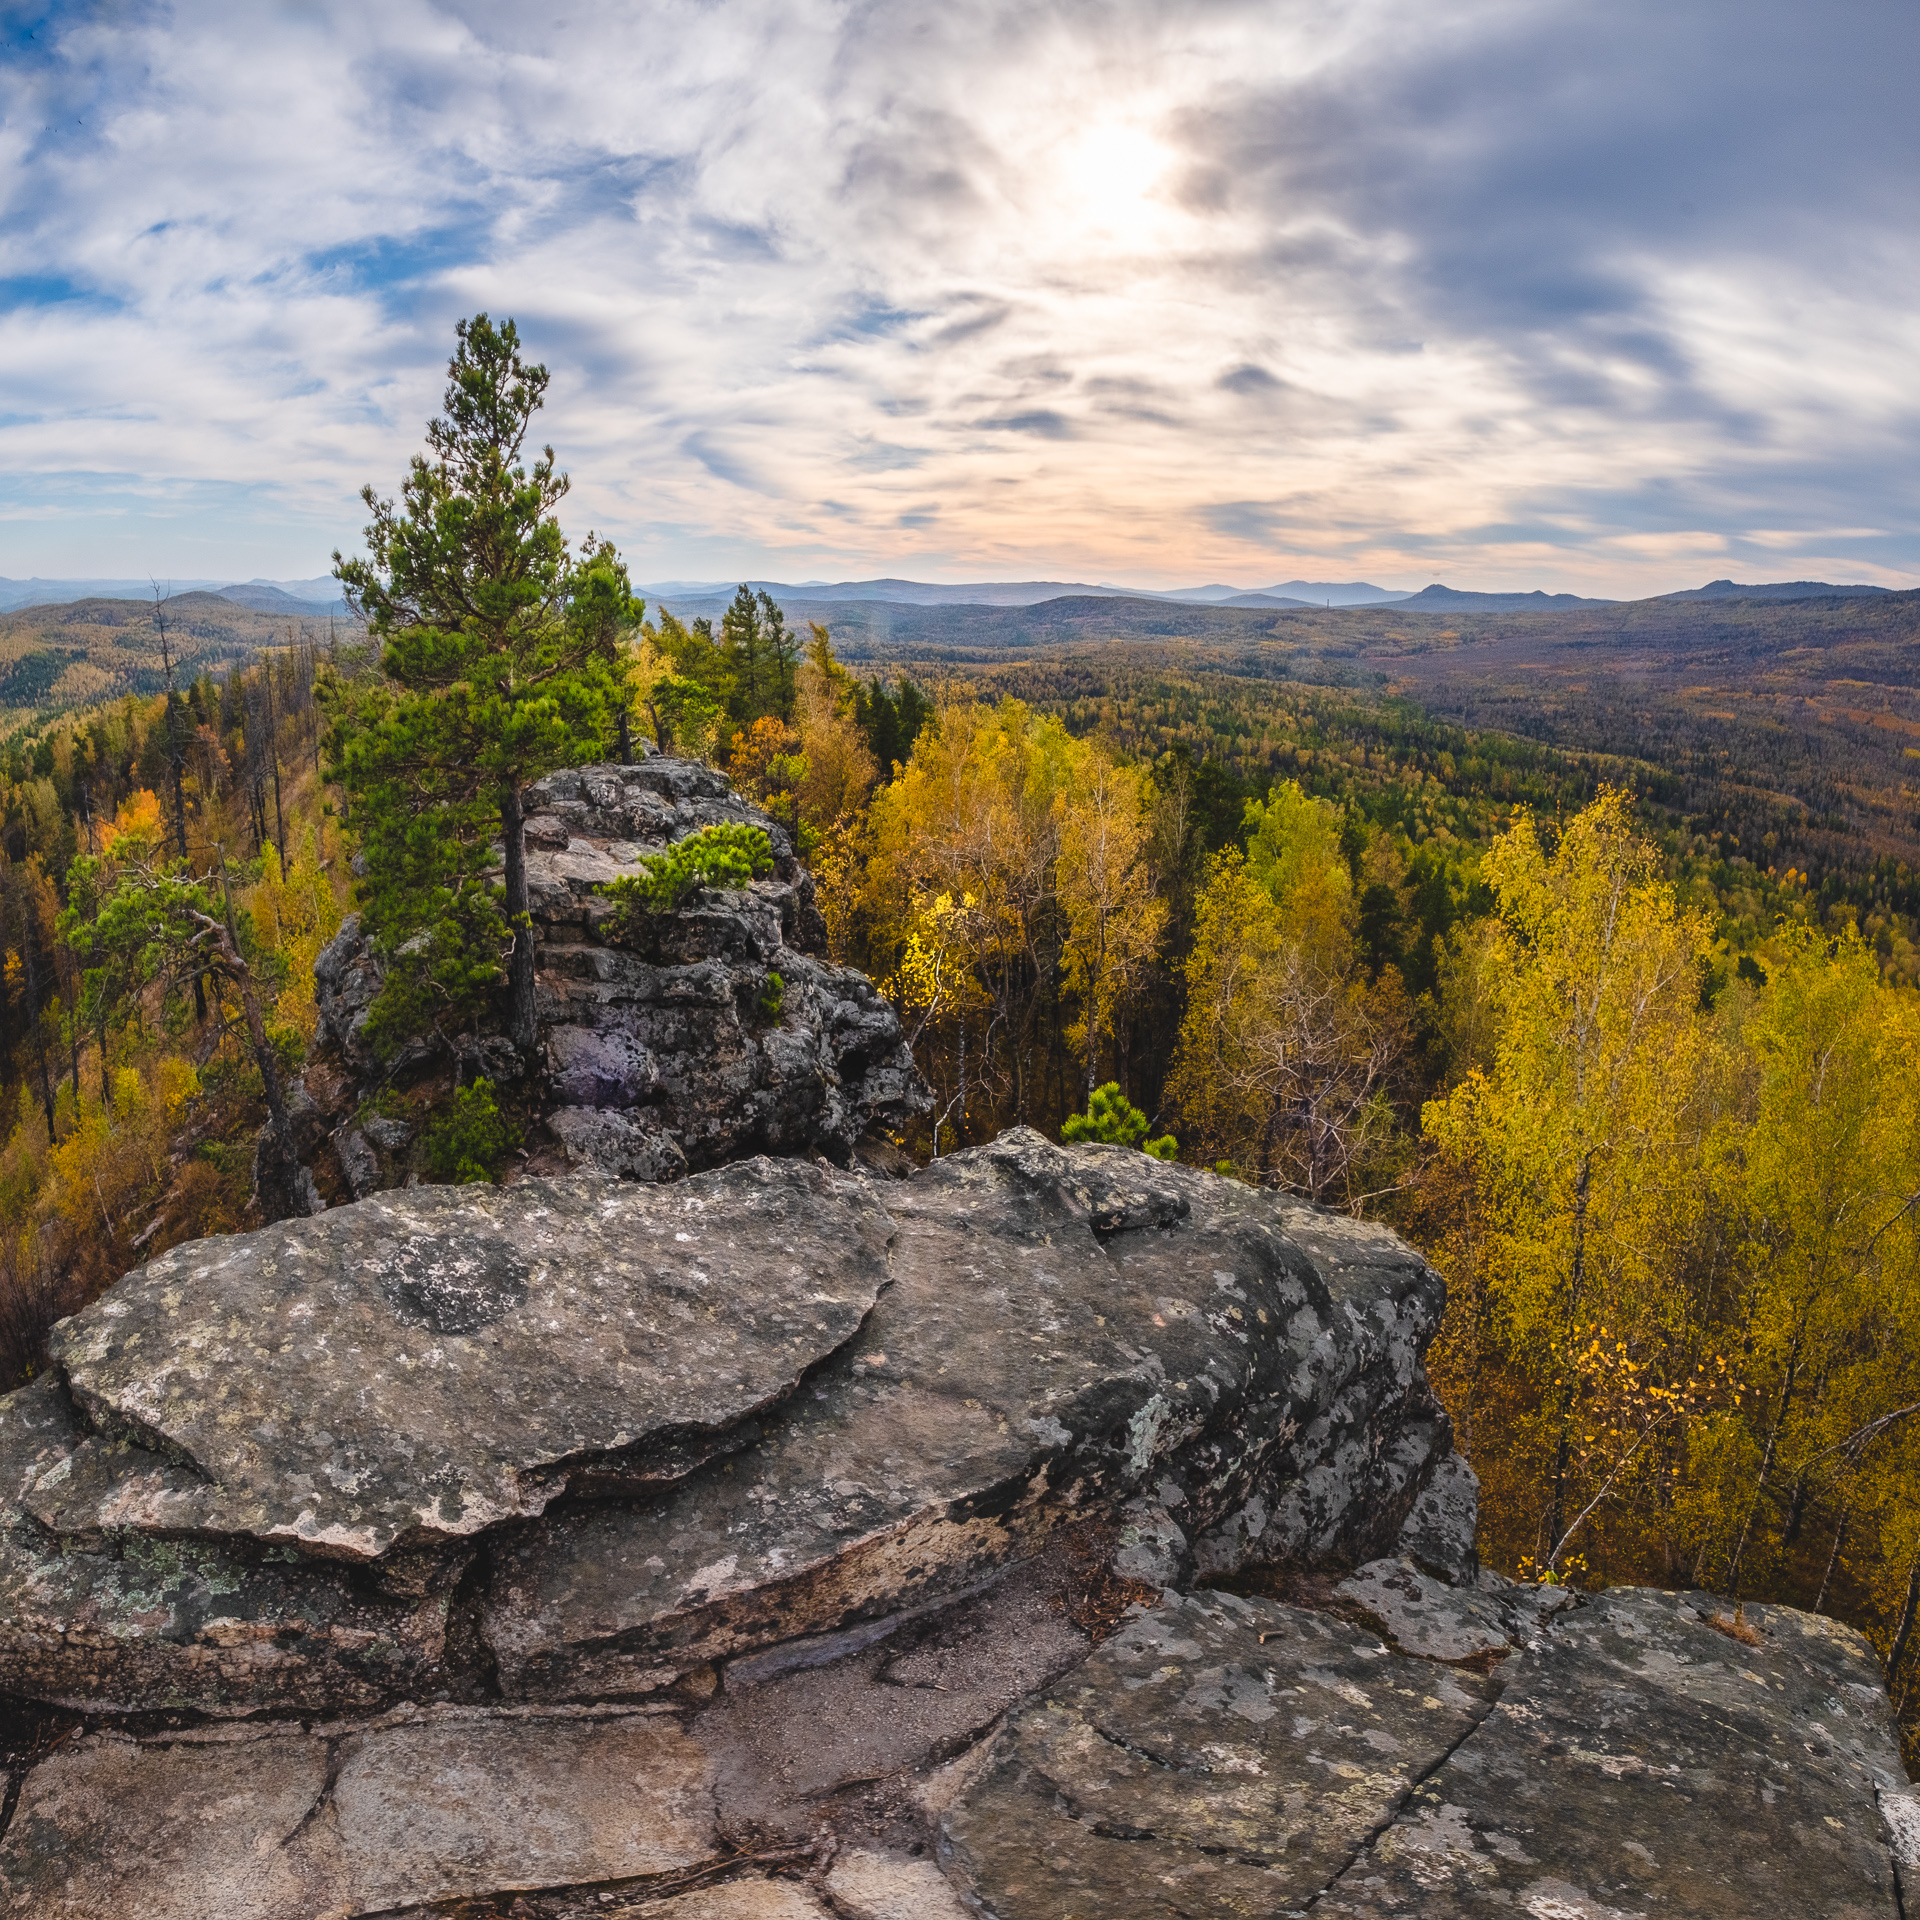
[289,749,928,1208]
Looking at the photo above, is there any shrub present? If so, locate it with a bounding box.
[1062,1082,1178,1160]
[757,971,785,1022]
[603,823,774,933]
[420,1078,520,1185]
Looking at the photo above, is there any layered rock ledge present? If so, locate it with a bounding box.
[0,1130,1912,1917]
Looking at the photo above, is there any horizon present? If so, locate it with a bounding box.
[2,3,1915,596]
[0,566,1905,612]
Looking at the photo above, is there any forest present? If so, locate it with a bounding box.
[3,314,1918,1765]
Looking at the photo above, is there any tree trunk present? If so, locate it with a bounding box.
[18,904,55,1145]
[187,908,300,1188]
[501,783,537,1055]
[265,669,288,880]
[1727,1321,1804,1593]
[1887,1552,1920,1688]
[1547,1150,1595,1559]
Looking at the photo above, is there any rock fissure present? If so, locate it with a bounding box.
[1293,1640,1516,1914]
[277,1729,352,1851]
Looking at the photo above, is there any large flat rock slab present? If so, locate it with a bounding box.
[0,1379,448,1716]
[0,1707,716,1919]
[1316,1588,1909,1919]
[939,1588,1493,1918]
[482,1133,1448,1701]
[35,1160,890,1563]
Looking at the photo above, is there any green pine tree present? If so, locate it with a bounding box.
[720,584,766,724]
[331,313,625,1058]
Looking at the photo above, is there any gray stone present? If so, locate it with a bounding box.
[1337,1555,1523,1661]
[482,1131,1450,1701]
[939,1588,1494,1919]
[547,1103,690,1181]
[360,1114,413,1153]
[336,1126,379,1199]
[0,1708,717,1919]
[32,1160,891,1564]
[1397,1446,1479,1583]
[303,760,929,1201]
[1316,1588,1908,1919]
[0,1379,448,1716]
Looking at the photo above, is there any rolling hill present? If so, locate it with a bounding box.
[0,592,356,726]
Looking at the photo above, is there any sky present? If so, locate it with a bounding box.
[1,0,1916,596]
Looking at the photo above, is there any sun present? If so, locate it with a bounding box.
[1051,120,1173,245]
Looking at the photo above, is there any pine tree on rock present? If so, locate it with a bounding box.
[332,314,623,1059]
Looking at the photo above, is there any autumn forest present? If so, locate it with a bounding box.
[3,319,1919,1764]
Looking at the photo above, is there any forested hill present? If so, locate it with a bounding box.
[721,585,1920,888]
[0,591,354,726]
[655,581,1920,662]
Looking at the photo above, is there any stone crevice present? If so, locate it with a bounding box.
[1294,1650,1514,1913]
[277,1730,353,1851]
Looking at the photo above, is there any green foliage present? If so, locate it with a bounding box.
[1063,1082,1177,1159]
[419,1077,519,1184]
[603,823,775,932]
[330,314,630,1054]
[757,970,785,1022]
[645,673,727,759]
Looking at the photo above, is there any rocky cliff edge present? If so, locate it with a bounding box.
[0,1136,1912,1916]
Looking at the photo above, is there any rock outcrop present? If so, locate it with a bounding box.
[300,751,927,1201]
[0,1130,1912,1917]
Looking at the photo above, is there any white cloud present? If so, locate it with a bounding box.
[0,0,1914,591]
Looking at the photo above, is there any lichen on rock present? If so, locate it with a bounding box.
[296,752,928,1203]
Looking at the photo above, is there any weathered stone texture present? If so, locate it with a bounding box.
[483,1131,1449,1700]
[0,1378,449,1716]
[940,1588,1494,1919]
[0,1708,715,1920]
[306,755,927,1196]
[1315,1589,1909,1919]
[35,1160,889,1567]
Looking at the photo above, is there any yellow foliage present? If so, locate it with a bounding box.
[98,787,163,854]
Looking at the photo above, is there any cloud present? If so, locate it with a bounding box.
[0,0,1912,591]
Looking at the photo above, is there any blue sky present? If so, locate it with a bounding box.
[1,0,1915,594]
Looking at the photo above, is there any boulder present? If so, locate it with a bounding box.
[300,755,928,1203]
[32,1162,890,1567]
[481,1131,1450,1701]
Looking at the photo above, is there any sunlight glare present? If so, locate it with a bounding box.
[1053,120,1173,244]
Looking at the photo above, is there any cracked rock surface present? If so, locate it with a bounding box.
[31,1161,890,1566]
[482,1130,1448,1699]
[303,753,928,1200]
[0,1125,1910,1915]
[1316,1587,1909,1918]
[942,1577,1913,1920]
[939,1588,1496,1917]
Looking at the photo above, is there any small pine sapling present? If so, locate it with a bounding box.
[1063,1081,1178,1160]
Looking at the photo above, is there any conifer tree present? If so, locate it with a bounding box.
[332,314,623,1057]
[720,584,766,723]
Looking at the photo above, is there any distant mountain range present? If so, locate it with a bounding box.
[0,572,1897,625]
[1656,578,1891,602]
[0,576,349,616]
[1392,584,1618,611]
[639,578,1414,609]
